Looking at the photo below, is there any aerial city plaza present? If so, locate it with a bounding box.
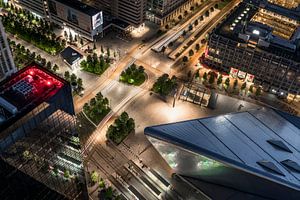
[0,0,299,199]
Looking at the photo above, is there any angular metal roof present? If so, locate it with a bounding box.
[145,108,300,191]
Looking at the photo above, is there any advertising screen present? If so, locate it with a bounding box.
[92,12,103,30]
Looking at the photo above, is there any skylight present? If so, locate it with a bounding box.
[267,139,292,153]
[257,160,284,176]
[281,160,300,173]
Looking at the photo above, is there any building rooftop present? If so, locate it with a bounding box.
[145,108,300,191]
[0,63,66,130]
[60,46,83,66]
[214,0,300,62]
[54,0,101,16]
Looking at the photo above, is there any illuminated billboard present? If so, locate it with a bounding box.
[92,12,103,30]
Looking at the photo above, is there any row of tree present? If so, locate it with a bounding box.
[2,5,64,54]
[10,40,60,73]
[80,53,110,75]
[195,70,262,96]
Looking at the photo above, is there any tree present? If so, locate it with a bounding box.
[189,24,193,31]
[161,46,166,53]
[90,171,98,183]
[80,38,84,46]
[46,61,52,70]
[52,64,59,72]
[249,85,254,93]
[209,72,215,84]
[195,70,200,79]
[194,19,199,26]
[233,79,238,89]
[255,86,262,96]
[70,73,77,83]
[183,56,188,63]
[184,10,188,16]
[189,49,194,57]
[64,31,68,39]
[41,58,46,66]
[69,33,73,42]
[241,82,247,90]
[217,74,223,85]
[99,178,105,188]
[225,77,230,87]
[64,71,70,80]
[214,3,219,9]
[200,16,204,21]
[182,30,187,37]
[64,169,70,179]
[205,10,210,17]
[178,15,183,20]
[93,42,97,50]
[165,24,169,29]
[77,78,83,88]
[96,92,103,101]
[210,7,214,12]
[203,72,208,82]
[195,44,200,51]
[104,187,113,199]
[90,98,97,107]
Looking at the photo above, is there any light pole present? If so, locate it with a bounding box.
[173,89,177,108]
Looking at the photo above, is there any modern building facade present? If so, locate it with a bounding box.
[147,0,200,25]
[0,63,88,199]
[0,19,16,82]
[11,0,104,40]
[145,108,300,200]
[48,0,103,41]
[84,0,147,27]
[205,0,300,99]
[268,0,300,8]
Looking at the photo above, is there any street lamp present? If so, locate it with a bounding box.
[173,89,177,108]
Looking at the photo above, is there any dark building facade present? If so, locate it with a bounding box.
[0,63,88,199]
[205,0,300,98]
[147,0,200,25]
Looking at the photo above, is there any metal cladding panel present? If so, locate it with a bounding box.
[145,119,241,162]
[250,109,300,152]
[145,108,300,191]
[229,112,300,181]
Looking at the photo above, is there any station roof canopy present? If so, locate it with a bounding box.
[60,46,83,66]
[145,108,300,191]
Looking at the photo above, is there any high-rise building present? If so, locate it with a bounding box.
[204,0,300,99]
[0,19,16,82]
[147,0,200,25]
[0,63,88,199]
[145,108,300,200]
